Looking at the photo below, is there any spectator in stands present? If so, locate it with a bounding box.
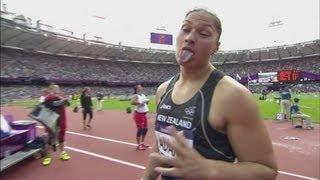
[80,87,93,130]
[96,92,104,111]
[131,84,150,151]
[42,84,70,166]
[142,8,277,180]
[280,86,292,120]
[290,98,314,130]
[1,46,319,91]
[39,88,49,103]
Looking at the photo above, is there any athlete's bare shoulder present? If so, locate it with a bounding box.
[217,76,250,95]
[213,75,259,123]
[155,79,172,105]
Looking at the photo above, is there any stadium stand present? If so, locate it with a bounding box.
[1,8,319,101]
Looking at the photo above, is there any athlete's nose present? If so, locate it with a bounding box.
[184,31,196,44]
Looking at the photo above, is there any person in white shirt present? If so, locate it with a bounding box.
[131,84,150,151]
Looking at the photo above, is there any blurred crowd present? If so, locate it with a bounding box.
[1,47,319,81]
[1,47,319,101]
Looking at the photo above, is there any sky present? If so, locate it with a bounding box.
[2,0,319,51]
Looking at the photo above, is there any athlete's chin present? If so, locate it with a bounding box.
[177,59,192,65]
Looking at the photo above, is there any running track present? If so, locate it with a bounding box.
[0,106,319,180]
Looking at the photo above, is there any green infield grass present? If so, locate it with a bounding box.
[5,93,319,123]
[254,93,319,122]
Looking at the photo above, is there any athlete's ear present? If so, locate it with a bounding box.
[211,42,220,55]
[216,41,220,52]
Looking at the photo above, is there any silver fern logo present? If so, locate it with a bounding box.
[185,106,196,116]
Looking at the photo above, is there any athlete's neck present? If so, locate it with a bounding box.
[180,64,215,82]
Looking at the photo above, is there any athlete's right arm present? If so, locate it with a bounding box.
[141,142,160,180]
[131,94,139,105]
[141,81,170,180]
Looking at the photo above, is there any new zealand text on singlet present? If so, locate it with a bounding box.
[157,114,192,129]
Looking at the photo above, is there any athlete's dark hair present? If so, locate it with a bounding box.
[81,87,90,95]
[133,84,141,94]
[185,8,222,41]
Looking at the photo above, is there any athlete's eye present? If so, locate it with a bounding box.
[200,33,209,37]
[181,27,190,33]
[181,24,191,32]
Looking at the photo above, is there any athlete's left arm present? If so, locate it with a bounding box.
[219,80,278,179]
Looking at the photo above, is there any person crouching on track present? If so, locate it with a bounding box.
[131,84,150,151]
[290,98,314,130]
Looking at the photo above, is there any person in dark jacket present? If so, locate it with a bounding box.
[80,87,93,130]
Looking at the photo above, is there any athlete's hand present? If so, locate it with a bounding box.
[144,99,150,104]
[139,99,149,105]
[150,126,208,179]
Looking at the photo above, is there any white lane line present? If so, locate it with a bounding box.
[65,146,145,170]
[66,145,318,180]
[67,131,138,147]
[37,126,318,179]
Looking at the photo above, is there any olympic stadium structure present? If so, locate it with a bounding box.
[1,10,319,100]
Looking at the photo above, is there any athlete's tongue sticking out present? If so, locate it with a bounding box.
[179,49,194,63]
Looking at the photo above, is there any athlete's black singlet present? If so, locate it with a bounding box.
[155,70,236,180]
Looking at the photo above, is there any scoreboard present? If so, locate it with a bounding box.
[150,32,173,45]
[277,70,300,82]
[258,72,278,84]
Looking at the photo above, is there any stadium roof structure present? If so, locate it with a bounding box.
[1,11,320,65]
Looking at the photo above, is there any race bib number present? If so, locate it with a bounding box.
[155,124,193,158]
